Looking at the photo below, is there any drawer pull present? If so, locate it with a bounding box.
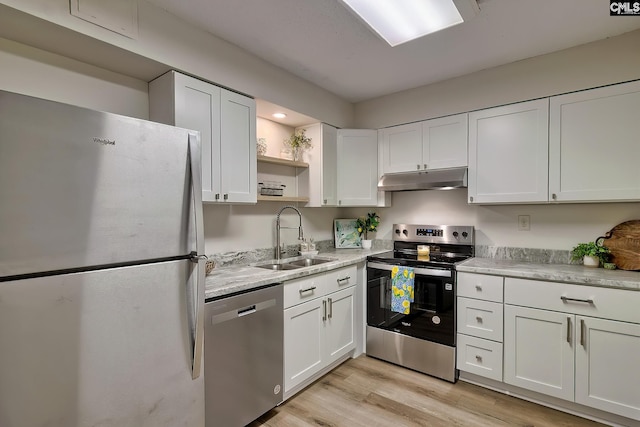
[475,316,483,323]
[475,355,483,362]
[566,317,572,344]
[560,296,594,304]
[337,276,351,284]
[299,286,317,294]
[475,285,482,291]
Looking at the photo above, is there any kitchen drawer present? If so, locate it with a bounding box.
[457,272,504,302]
[457,333,503,382]
[457,297,503,342]
[284,275,326,309]
[505,278,640,324]
[324,265,357,294]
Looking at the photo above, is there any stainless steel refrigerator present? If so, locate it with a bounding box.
[0,90,206,427]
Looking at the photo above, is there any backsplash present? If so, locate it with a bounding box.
[475,245,572,264]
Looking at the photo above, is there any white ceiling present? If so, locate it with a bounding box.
[145,0,640,114]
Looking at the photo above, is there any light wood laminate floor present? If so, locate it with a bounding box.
[251,355,605,427]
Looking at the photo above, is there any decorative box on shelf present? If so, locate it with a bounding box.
[258,181,286,197]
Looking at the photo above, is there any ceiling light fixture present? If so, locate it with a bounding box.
[340,0,479,47]
[272,112,287,119]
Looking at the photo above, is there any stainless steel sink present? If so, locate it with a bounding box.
[255,263,300,271]
[255,257,336,270]
[286,257,335,267]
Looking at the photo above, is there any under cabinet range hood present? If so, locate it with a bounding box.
[377,167,468,192]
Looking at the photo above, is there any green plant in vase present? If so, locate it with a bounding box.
[570,242,610,268]
[356,212,380,249]
[284,129,312,161]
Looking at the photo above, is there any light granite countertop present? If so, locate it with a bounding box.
[204,248,388,300]
[457,258,640,291]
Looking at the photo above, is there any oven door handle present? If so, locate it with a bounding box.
[367,262,452,278]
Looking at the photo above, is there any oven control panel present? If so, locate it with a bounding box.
[393,224,474,245]
[416,228,444,237]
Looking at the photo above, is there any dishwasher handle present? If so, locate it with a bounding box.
[209,298,277,326]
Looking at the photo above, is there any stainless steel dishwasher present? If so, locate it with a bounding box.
[204,283,283,427]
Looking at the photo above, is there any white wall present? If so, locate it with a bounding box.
[0,0,354,128]
[342,191,640,251]
[347,30,640,252]
[0,37,148,118]
[203,203,342,254]
[354,29,640,129]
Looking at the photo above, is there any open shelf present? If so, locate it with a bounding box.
[257,195,309,203]
[257,155,308,168]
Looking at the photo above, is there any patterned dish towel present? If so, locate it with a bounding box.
[391,266,415,314]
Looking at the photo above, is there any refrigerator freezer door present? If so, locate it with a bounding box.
[0,260,204,427]
[0,90,199,278]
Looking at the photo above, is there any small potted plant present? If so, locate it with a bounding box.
[283,129,312,161]
[356,212,380,250]
[570,242,610,268]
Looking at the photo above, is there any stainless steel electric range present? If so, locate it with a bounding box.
[366,223,475,382]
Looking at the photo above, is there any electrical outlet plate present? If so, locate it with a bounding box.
[518,215,530,231]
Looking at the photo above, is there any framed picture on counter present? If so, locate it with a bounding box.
[334,219,362,249]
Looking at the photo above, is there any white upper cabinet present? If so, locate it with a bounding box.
[380,122,423,174]
[468,99,549,204]
[380,113,468,173]
[149,71,256,204]
[297,123,338,207]
[380,114,468,175]
[549,80,640,203]
[337,129,385,206]
[220,89,257,203]
[422,113,468,170]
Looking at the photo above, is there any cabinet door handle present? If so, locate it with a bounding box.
[475,316,483,323]
[223,193,229,201]
[580,319,586,348]
[469,196,474,203]
[423,164,427,170]
[323,199,327,204]
[322,300,327,321]
[337,276,351,284]
[215,193,220,200]
[560,296,594,305]
[552,193,558,200]
[567,317,572,344]
[475,355,482,362]
[475,284,482,291]
[328,298,333,319]
[299,286,316,294]
[417,164,421,170]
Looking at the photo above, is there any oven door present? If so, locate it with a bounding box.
[367,262,455,346]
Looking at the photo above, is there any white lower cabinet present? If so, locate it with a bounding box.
[504,305,575,401]
[504,278,640,421]
[283,266,357,397]
[456,273,504,382]
[457,334,503,382]
[575,316,640,420]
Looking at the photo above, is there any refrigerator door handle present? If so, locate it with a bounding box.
[188,132,205,380]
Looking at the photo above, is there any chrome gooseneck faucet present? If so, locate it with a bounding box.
[275,205,304,261]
